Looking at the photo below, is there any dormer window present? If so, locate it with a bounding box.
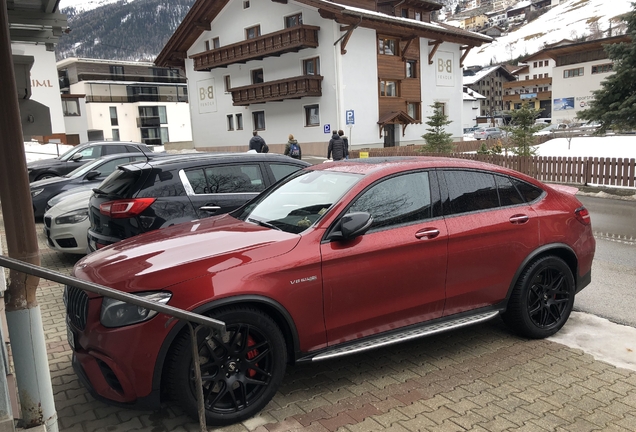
[246,25,261,40]
[285,13,302,28]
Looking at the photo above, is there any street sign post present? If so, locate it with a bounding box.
[324,124,331,134]
[346,110,355,126]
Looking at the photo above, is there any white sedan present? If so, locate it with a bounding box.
[43,189,92,255]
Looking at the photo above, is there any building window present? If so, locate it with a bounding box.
[140,127,169,145]
[539,61,543,67]
[533,61,537,68]
[62,98,80,116]
[380,80,398,97]
[407,102,420,120]
[205,40,210,51]
[415,12,421,20]
[109,107,118,126]
[533,87,537,93]
[434,102,446,116]
[533,74,537,79]
[227,115,234,131]
[303,57,320,75]
[401,9,408,17]
[212,37,220,49]
[406,60,417,78]
[243,0,250,8]
[112,129,120,141]
[378,37,398,55]
[545,60,549,67]
[592,63,613,74]
[251,68,264,84]
[564,67,584,78]
[246,25,261,40]
[253,111,265,130]
[224,75,231,92]
[109,65,124,80]
[236,113,243,130]
[285,13,302,28]
[525,75,529,80]
[138,106,167,127]
[304,104,319,126]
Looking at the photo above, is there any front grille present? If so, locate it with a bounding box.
[44,216,52,228]
[56,238,78,248]
[64,285,89,330]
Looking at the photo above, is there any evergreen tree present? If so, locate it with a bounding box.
[502,102,543,156]
[578,4,636,133]
[421,103,454,153]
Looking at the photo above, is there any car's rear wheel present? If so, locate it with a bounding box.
[35,172,57,181]
[502,256,575,339]
[165,307,287,426]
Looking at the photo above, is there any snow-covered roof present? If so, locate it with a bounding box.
[462,65,499,85]
[57,57,155,68]
[463,88,486,100]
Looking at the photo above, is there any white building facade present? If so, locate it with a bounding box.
[157,0,491,153]
[57,58,193,145]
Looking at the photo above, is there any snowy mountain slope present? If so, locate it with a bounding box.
[464,0,633,67]
[58,0,128,12]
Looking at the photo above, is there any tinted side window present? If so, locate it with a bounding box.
[101,145,126,155]
[495,175,525,206]
[95,157,133,177]
[511,178,544,203]
[443,170,499,215]
[348,172,433,230]
[78,146,101,159]
[138,170,185,198]
[270,163,304,182]
[185,164,265,194]
[185,169,207,194]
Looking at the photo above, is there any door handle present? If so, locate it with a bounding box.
[415,228,440,239]
[509,214,529,224]
[200,206,221,213]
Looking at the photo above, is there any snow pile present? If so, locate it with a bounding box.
[535,136,636,159]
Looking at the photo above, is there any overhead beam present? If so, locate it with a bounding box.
[336,20,361,55]
[460,45,472,67]
[401,35,417,60]
[8,10,68,27]
[428,40,442,65]
[9,29,59,44]
[193,20,211,31]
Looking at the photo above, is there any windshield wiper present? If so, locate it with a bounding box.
[248,217,281,231]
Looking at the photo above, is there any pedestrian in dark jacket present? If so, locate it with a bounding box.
[284,134,302,160]
[249,131,267,153]
[327,131,346,161]
[338,130,349,159]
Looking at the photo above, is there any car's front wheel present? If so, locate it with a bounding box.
[502,256,575,339]
[165,306,287,426]
[35,172,58,181]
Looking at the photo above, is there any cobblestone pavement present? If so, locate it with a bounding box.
[2,219,636,432]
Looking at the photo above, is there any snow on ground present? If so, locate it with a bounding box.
[535,136,636,159]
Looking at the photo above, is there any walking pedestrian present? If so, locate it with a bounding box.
[327,130,346,161]
[338,130,349,159]
[249,131,268,153]
[284,134,302,160]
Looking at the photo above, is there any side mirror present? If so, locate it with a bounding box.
[328,212,373,241]
[84,170,101,181]
[70,153,83,162]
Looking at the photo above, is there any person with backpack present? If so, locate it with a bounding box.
[249,131,268,153]
[327,130,346,161]
[338,130,349,160]
[284,134,302,160]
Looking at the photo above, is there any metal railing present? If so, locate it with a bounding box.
[0,254,225,431]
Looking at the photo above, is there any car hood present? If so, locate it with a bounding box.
[27,158,64,169]
[31,176,68,189]
[47,190,93,216]
[73,214,301,294]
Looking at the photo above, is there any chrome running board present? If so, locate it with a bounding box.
[311,311,500,361]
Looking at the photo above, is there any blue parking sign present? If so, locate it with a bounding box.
[346,110,355,125]
[324,124,331,134]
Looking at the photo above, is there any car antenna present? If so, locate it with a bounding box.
[137,144,151,162]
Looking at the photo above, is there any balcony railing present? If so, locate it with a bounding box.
[504,77,552,88]
[136,116,162,127]
[76,73,186,84]
[86,95,189,103]
[191,25,320,71]
[230,75,323,106]
[503,91,552,102]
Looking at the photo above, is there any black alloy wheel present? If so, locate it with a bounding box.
[35,173,57,181]
[166,307,287,426]
[502,256,575,339]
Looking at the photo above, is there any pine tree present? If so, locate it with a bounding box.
[421,103,454,153]
[577,4,636,133]
[502,102,544,156]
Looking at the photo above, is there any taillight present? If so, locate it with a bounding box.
[99,198,156,219]
[574,206,591,225]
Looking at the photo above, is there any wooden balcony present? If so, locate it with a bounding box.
[191,25,320,71]
[503,91,552,102]
[230,75,323,106]
[504,77,552,88]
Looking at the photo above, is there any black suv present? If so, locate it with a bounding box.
[87,153,310,251]
[27,141,152,182]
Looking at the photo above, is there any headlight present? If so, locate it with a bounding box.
[100,291,172,328]
[55,209,89,225]
[31,188,44,197]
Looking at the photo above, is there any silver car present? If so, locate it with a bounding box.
[474,127,503,140]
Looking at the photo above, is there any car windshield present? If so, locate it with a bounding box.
[58,145,84,162]
[234,169,362,234]
[65,157,109,179]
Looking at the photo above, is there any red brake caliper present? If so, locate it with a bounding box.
[246,335,258,377]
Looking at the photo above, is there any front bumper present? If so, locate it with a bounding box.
[44,215,88,254]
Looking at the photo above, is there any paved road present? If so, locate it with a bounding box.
[574,196,636,327]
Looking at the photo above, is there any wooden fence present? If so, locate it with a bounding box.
[348,148,636,188]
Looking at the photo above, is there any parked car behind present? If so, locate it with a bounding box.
[87,153,310,251]
[27,141,151,182]
[44,189,93,254]
[30,153,154,218]
[473,127,503,140]
[67,157,595,426]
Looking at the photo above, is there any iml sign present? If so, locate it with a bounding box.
[31,79,54,88]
